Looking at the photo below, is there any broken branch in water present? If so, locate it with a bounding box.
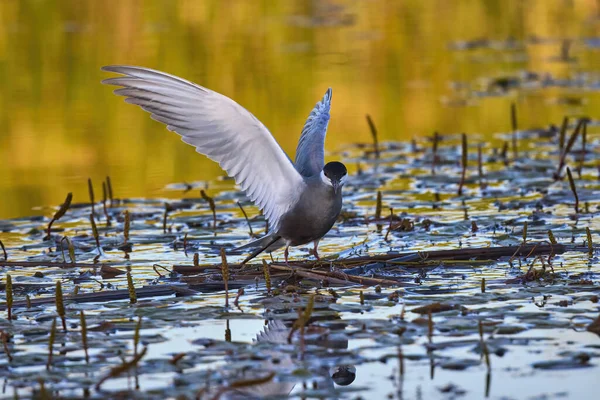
[0,285,190,310]
[555,118,585,180]
[95,346,148,390]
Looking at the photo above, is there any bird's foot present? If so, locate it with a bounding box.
[312,240,321,261]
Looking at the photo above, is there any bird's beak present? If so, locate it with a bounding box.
[332,180,341,194]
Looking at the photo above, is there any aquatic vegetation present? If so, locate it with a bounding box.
[0,117,599,398]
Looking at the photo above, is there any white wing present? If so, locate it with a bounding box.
[102,66,305,231]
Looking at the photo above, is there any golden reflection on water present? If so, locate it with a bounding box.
[1,0,599,218]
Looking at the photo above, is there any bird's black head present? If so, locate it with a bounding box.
[323,161,347,181]
[322,161,347,193]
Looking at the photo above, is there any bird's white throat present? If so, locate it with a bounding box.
[320,170,346,187]
[320,170,333,186]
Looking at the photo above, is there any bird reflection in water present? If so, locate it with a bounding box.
[219,320,356,399]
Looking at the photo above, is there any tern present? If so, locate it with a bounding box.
[102,66,346,264]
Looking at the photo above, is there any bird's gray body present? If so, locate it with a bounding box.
[278,176,342,246]
[101,65,345,261]
[235,171,342,256]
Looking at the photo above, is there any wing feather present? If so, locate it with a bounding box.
[294,88,332,177]
[102,65,305,231]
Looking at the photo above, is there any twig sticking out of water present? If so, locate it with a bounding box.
[102,182,111,227]
[555,119,585,180]
[375,191,382,232]
[586,227,593,258]
[89,214,101,252]
[288,294,315,344]
[481,278,486,293]
[221,248,230,307]
[0,330,11,362]
[428,310,433,344]
[200,190,217,230]
[234,288,244,308]
[45,193,73,240]
[480,319,492,398]
[237,201,254,237]
[193,253,199,267]
[134,316,142,357]
[559,116,568,153]
[501,142,509,167]
[431,132,439,175]
[5,274,12,320]
[225,319,231,342]
[262,260,271,296]
[0,240,6,261]
[182,233,188,256]
[359,291,364,305]
[577,120,587,178]
[80,311,89,364]
[398,344,405,382]
[127,272,137,304]
[88,178,95,216]
[478,320,491,370]
[106,176,114,207]
[477,143,484,189]
[162,203,170,233]
[458,133,467,196]
[366,114,380,159]
[385,208,394,241]
[123,210,130,245]
[46,318,56,370]
[55,281,66,331]
[566,167,579,214]
[548,230,557,245]
[170,353,185,366]
[60,236,75,263]
[511,103,518,160]
[522,221,528,243]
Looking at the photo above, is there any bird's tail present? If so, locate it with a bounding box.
[234,234,285,252]
[235,234,286,264]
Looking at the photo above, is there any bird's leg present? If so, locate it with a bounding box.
[284,245,290,266]
[313,240,321,261]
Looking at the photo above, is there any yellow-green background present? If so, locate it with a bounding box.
[1,0,599,218]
